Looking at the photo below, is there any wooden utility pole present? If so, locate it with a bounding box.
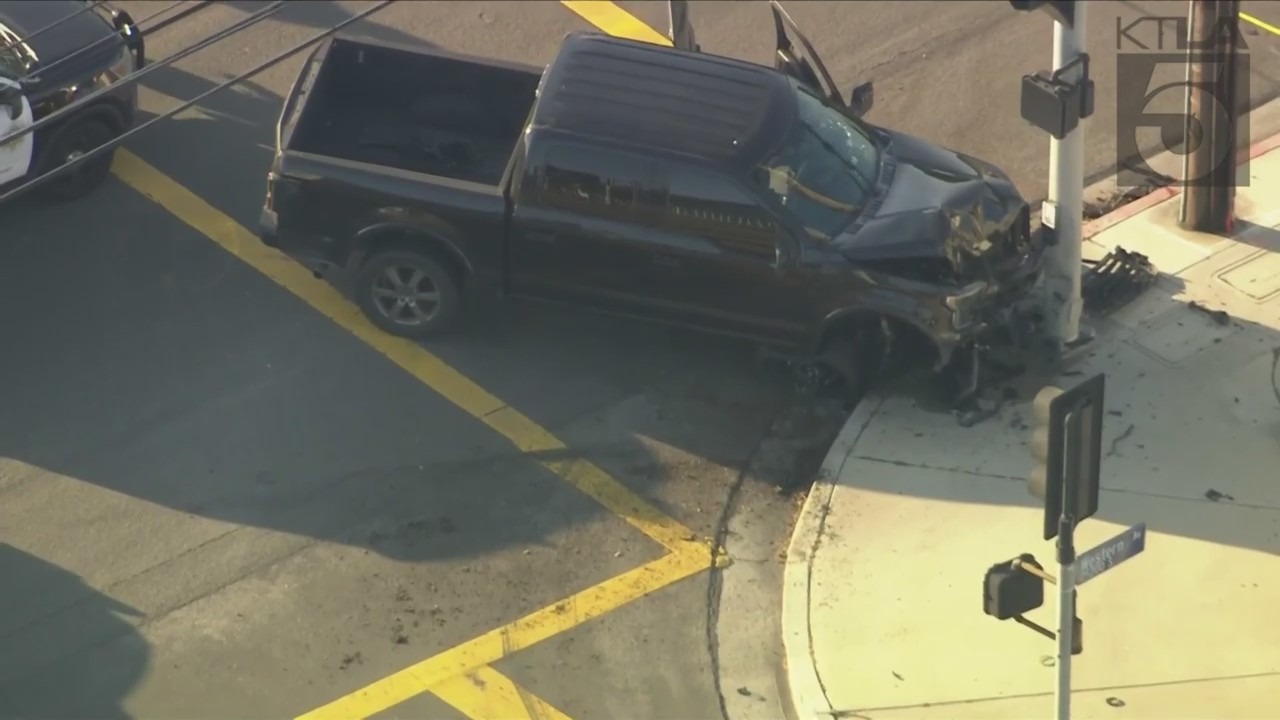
[1180,0,1242,233]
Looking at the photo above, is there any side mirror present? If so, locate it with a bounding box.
[849,81,874,118]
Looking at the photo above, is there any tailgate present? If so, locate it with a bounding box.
[276,36,336,151]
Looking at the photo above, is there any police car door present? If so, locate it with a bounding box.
[0,77,33,187]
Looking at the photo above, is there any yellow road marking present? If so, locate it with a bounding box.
[108,146,714,718]
[114,7,709,712]
[1242,11,1280,37]
[560,1,672,45]
[296,546,707,719]
[433,666,573,720]
[108,149,700,554]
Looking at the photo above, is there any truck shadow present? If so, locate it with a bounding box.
[0,51,840,578]
[0,543,149,720]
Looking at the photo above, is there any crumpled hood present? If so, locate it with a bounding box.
[837,129,1029,273]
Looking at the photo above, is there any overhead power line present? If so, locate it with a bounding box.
[2,0,288,151]
[1,0,396,204]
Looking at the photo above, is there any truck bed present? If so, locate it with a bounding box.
[287,38,540,186]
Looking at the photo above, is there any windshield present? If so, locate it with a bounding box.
[754,79,880,241]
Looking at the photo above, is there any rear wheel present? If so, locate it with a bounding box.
[36,118,118,202]
[355,251,461,339]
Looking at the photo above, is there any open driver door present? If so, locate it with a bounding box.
[769,0,874,119]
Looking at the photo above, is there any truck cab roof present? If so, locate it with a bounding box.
[531,32,793,171]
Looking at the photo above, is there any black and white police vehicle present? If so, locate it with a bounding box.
[0,0,143,201]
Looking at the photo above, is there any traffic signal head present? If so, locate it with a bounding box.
[1008,0,1075,27]
[1027,376,1105,540]
[983,554,1045,620]
[1028,384,1062,506]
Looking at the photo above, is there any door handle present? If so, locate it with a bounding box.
[526,231,557,244]
[652,255,681,268]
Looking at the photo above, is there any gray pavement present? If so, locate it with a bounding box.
[618,0,1280,204]
[12,1,1276,717]
[0,2,845,717]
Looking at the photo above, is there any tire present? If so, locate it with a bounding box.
[817,330,878,407]
[355,250,461,339]
[36,117,118,202]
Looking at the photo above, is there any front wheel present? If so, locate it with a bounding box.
[36,118,118,202]
[355,251,461,340]
[814,330,880,407]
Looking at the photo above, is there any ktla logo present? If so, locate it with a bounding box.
[1114,15,1250,189]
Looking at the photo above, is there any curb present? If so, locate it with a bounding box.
[779,394,885,720]
[777,130,1280,720]
[1081,131,1280,242]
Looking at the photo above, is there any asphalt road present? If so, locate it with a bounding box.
[618,0,1280,203]
[0,3,844,718]
[5,2,1279,718]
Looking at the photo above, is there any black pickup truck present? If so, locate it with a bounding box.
[260,2,1044,393]
[0,0,144,201]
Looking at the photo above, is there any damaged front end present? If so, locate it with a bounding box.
[930,204,1049,406]
[835,201,1049,416]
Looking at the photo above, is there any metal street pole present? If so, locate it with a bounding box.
[1044,1,1087,347]
[1055,515,1077,720]
[667,0,697,51]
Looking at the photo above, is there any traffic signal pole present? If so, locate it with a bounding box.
[1055,516,1077,720]
[1044,2,1087,347]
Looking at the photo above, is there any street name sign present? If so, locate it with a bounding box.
[1076,522,1146,585]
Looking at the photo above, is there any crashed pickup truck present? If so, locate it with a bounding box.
[260,1,1044,396]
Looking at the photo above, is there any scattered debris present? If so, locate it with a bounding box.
[736,687,752,697]
[1270,347,1280,407]
[1107,424,1135,457]
[1205,489,1235,502]
[338,651,363,670]
[891,671,904,681]
[1082,167,1175,220]
[1106,696,1127,708]
[955,396,1003,428]
[1187,300,1230,326]
[1082,248,1158,316]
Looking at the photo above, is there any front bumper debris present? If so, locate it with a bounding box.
[1082,247,1158,316]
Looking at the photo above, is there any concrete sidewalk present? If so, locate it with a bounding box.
[783,138,1280,720]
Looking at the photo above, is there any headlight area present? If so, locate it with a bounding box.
[107,46,134,79]
[943,280,992,330]
[109,8,146,68]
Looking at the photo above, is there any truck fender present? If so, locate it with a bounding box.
[813,304,945,369]
[350,222,473,283]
